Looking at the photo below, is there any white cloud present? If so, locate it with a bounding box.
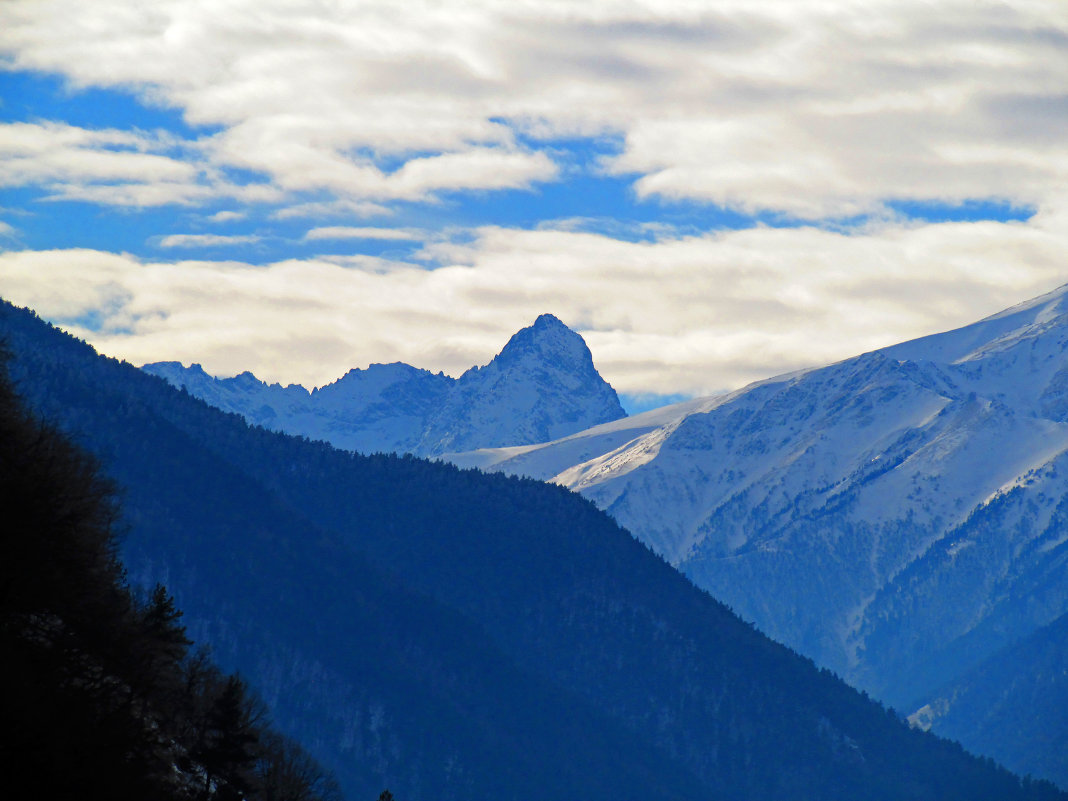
[304,226,421,241]
[2,213,1065,395]
[385,149,557,196]
[0,0,1063,215]
[0,121,281,208]
[270,199,392,220]
[0,121,195,183]
[207,210,247,224]
[158,233,262,248]
[0,121,205,206]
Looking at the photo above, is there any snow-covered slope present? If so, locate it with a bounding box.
[455,284,1068,713]
[143,314,625,457]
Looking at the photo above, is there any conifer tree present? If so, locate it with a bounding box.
[196,674,261,800]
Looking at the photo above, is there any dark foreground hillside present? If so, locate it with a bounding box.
[0,353,341,800]
[2,299,1063,801]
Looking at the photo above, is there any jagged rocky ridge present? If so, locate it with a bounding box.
[4,297,1063,801]
[451,283,1068,787]
[144,314,626,456]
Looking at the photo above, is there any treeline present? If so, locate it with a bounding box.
[0,354,342,801]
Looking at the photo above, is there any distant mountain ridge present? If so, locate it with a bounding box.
[144,313,626,456]
[450,283,1068,787]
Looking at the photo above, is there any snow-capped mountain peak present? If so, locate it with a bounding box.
[419,314,625,455]
[143,315,625,457]
[491,312,591,367]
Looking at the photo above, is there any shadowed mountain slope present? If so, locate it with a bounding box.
[911,610,1068,788]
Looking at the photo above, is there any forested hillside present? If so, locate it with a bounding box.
[0,352,341,800]
[913,611,1068,786]
[2,299,1062,801]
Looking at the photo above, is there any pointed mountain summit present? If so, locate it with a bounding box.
[143,314,624,456]
[419,314,625,455]
[496,313,599,370]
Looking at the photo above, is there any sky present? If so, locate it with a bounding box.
[1,1,1066,412]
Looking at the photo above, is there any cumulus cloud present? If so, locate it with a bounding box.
[0,0,1064,216]
[2,214,1065,395]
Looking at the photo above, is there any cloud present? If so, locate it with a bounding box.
[0,1,1063,216]
[0,122,195,183]
[304,226,421,241]
[208,210,247,223]
[383,149,557,196]
[270,199,392,220]
[0,121,205,206]
[0,121,281,208]
[2,2,1066,398]
[3,213,1065,395]
[157,233,262,248]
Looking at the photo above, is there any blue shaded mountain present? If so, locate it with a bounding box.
[3,298,1062,801]
[144,314,625,456]
[910,610,1068,786]
[456,283,1068,787]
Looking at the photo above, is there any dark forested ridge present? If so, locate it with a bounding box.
[0,351,341,800]
[914,610,1068,787]
[2,298,1063,801]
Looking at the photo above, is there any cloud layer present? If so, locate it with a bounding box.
[3,212,1064,395]
[1,1,1066,397]
[2,0,1066,215]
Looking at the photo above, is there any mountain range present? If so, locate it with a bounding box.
[3,297,1061,800]
[143,313,625,457]
[138,289,1068,787]
[454,283,1068,786]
